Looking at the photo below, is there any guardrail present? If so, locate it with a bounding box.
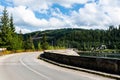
[41,52,120,75]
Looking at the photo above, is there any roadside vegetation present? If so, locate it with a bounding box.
[24,27,120,53]
[0,7,120,55]
[0,8,64,55]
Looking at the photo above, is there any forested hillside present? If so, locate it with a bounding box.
[24,26,120,50]
[1,8,120,51]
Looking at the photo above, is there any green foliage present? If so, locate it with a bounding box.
[37,41,42,50]
[24,35,35,50]
[10,34,22,50]
[1,8,120,52]
[41,34,49,50]
[0,7,10,47]
[23,27,120,51]
[0,7,24,50]
[10,14,15,33]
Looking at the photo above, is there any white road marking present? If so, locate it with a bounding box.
[19,57,51,80]
[0,52,115,80]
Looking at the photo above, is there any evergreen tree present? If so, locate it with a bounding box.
[10,14,15,33]
[30,35,35,50]
[18,30,24,49]
[10,34,21,50]
[24,35,35,50]
[38,41,42,50]
[9,14,17,50]
[41,34,49,50]
[0,7,11,48]
[0,7,24,50]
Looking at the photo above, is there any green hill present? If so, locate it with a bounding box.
[23,27,120,51]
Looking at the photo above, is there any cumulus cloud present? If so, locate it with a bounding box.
[99,0,120,26]
[0,5,4,14]
[70,3,111,27]
[6,0,92,11]
[8,6,34,26]
[15,26,31,34]
[6,5,71,33]
[51,0,90,8]
[8,6,49,27]
[1,0,120,33]
[68,0,120,29]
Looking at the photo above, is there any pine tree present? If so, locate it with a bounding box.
[18,30,24,49]
[30,35,35,50]
[0,7,11,48]
[10,14,15,33]
[24,35,35,50]
[41,34,49,50]
[9,14,16,50]
[0,7,24,50]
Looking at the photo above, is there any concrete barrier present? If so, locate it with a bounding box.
[41,52,120,75]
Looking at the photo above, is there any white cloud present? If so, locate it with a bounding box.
[7,6,71,33]
[7,5,74,31]
[6,6,48,33]
[1,0,120,33]
[0,5,4,13]
[15,26,31,34]
[99,0,120,26]
[78,3,110,26]
[99,0,120,7]
[6,0,51,12]
[8,6,49,27]
[6,0,92,11]
[67,0,120,29]
[51,0,90,8]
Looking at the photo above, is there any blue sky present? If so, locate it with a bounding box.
[0,0,120,33]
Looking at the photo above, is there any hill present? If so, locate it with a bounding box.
[23,27,120,50]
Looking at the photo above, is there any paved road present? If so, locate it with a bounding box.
[0,52,115,80]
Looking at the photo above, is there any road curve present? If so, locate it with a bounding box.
[0,52,115,80]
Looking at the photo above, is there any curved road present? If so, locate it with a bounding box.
[0,52,115,80]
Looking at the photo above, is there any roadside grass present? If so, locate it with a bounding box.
[0,50,36,56]
[48,46,66,50]
[0,50,12,56]
[0,46,66,56]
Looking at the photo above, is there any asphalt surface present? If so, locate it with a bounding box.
[0,52,115,80]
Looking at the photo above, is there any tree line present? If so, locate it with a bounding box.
[0,8,49,51]
[1,7,120,51]
[25,26,120,51]
[55,27,120,50]
[0,7,23,50]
